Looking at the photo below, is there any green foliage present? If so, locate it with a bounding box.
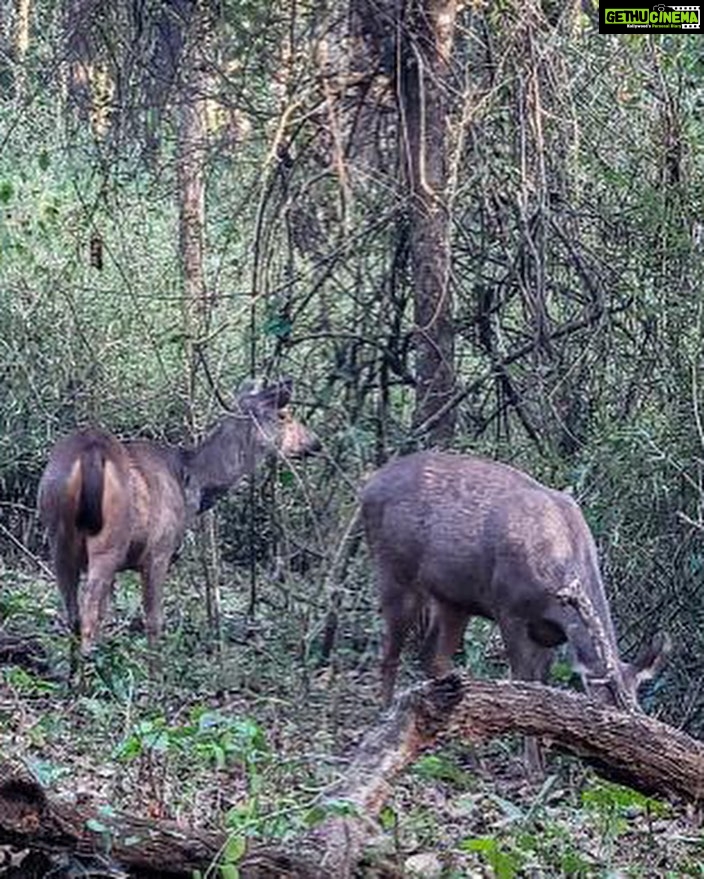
[460,835,525,879]
[304,797,359,828]
[25,758,71,788]
[412,753,471,788]
[459,814,569,876]
[582,780,670,849]
[450,775,681,877]
[115,709,268,774]
[1,666,58,697]
[1,6,703,877]
[0,573,54,626]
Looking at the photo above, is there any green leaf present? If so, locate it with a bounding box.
[213,743,226,770]
[304,804,328,827]
[224,834,246,863]
[412,753,468,786]
[378,805,397,831]
[225,802,255,830]
[86,818,109,834]
[262,315,292,338]
[461,836,497,854]
[304,798,358,827]
[0,181,13,204]
[486,793,525,823]
[219,865,239,879]
[113,735,143,760]
[25,758,68,786]
[278,469,294,487]
[38,150,50,171]
[460,836,520,879]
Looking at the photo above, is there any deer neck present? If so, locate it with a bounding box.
[184,414,268,515]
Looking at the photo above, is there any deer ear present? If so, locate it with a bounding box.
[633,631,671,686]
[235,378,260,398]
[255,377,294,411]
[234,378,262,412]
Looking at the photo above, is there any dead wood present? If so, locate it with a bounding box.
[239,675,703,879]
[1,675,702,878]
[444,677,704,803]
[0,759,224,878]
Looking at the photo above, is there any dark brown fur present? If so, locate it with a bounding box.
[362,451,669,712]
[38,378,318,660]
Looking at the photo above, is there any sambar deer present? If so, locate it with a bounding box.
[362,451,669,746]
[38,378,318,663]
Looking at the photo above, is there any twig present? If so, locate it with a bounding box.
[0,522,52,577]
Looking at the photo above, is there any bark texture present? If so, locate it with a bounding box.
[398,0,458,444]
[0,760,224,878]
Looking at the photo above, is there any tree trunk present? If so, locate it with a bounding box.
[239,676,704,878]
[13,0,31,99]
[62,0,98,122]
[176,13,208,413]
[3,677,702,879]
[174,4,222,644]
[398,0,458,445]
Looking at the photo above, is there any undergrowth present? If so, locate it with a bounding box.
[0,564,702,878]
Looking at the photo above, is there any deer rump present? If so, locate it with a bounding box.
[38,430,188,657]
[362,451,668,710]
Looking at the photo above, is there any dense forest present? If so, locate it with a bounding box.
[1,1,704,876]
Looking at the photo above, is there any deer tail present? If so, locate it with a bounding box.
[76,445,104,535]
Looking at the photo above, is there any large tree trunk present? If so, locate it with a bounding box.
[176,7,209,410]
[2,676,701,879]
[398,0,458,445]
[62,0,99,122]
[174,3,222,643]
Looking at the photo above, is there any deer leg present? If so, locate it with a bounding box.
[141,554,172,653]
[54,551,80,638]
[80,553,118,657]
[379,576,420,707]
[417,600,440,672]
[424,601,470,680]
[499,615,554,778]
[98,578,115,621]
[53,542,81,675]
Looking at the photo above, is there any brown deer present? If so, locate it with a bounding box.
[362,451,669,756]
[38,378,319,662]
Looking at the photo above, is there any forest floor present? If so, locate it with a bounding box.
[1,565,703,878]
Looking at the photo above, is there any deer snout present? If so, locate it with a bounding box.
[281,417,321,458]
[303,433,322,455]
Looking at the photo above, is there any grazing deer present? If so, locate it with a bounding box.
[362,451,669,768]
[38,378,319,662]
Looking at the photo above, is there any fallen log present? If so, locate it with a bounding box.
[445,677,704,803]
[0,675,702,878]
[238,675,704,878]
[0,759,224,877]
